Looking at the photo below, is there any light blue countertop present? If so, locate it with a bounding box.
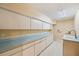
[63,34,79,43]
[0,32,50,53]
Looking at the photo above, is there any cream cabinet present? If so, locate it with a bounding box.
[39,44,53,56]
[22,42,35,56]
[23,46,35,56]
[50,24,52,30]
[0,35,53,56]
[0,46,22,56]
[16,17,30,29]
[46,34,53,46]
[0,8,30,29]
[43,22,51,29]
[41,38,47,50]
[31,19,42,29]
[12,52,22,56]
[34,40,43,55]
[39,35,53,56]
[34,38,47,56]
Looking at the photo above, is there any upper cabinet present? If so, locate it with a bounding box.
[50,24,53,29]
[43,22,51,29]
[0,4,53,29]
[0,8,52,29]
[0,4,52,24]
[0,8,30,29]
[16,17,30,29]
[31,19,42,29]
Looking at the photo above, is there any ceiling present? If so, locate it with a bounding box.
[31,3,79,20]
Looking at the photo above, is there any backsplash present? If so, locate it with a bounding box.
[0,29,51,38]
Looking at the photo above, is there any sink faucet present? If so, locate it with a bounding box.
[74,30,77,39]
[68,30,77,39]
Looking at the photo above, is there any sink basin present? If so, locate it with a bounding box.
[63,34,79,42]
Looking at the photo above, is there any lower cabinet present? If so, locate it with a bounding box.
[0,46,22,56]
[39,43,53,56]
[41,38,47,50]
[22,41,35,56]
[12,52,22,56]
[34,37,47,56]
[35,41,43,56]
[46,35,52,46]
[64,40,79,56]
[0,33,53,56]
[39,39,53,56]
[23,46,35,56]
[22,34,53,56]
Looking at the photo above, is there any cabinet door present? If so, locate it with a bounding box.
[47,36,52,45]
[41,38,47,50]
[64,41,79,56]
[34,38,47,56]
[31,19,42,29]
[23,46,35,56]
[22,42,35,56]
[50,25,53,29]
[39,35,53,56]
[34,40,43,56]
[39,44,53,56]
[17,17,30,29]
[43,22,51,29]
[0,8,30,29]
[46,34,52,46]
[0,46,22,56]
[12,52,22,56]
[0,8,14,29]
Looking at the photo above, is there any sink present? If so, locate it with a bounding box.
[63,34,79,42]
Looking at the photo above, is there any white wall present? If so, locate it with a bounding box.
[53,19,74,40]
[75,10,79,35]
